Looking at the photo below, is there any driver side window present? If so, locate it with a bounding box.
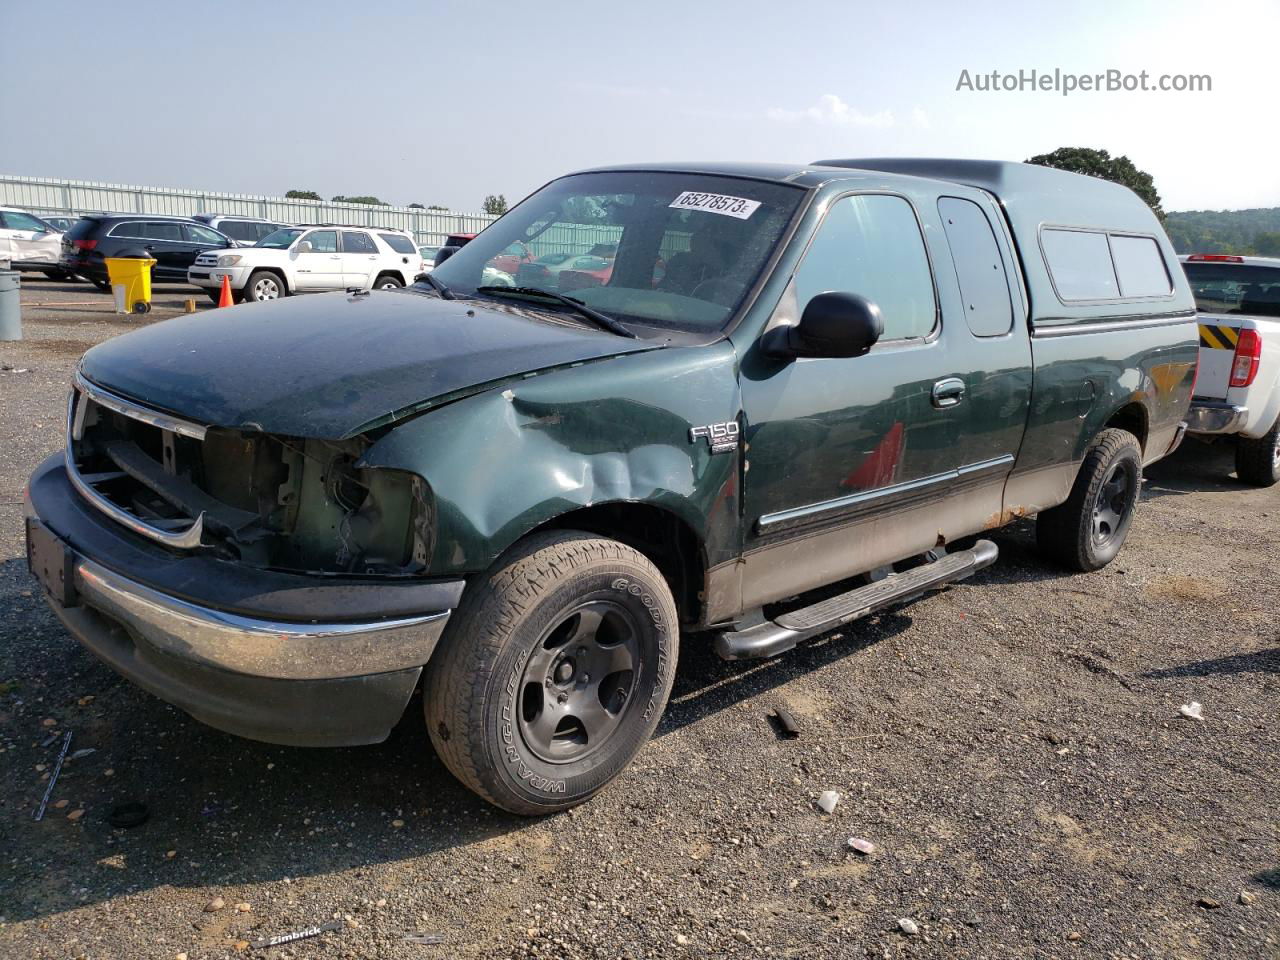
[793,194,937,341]
[303,230,337,253]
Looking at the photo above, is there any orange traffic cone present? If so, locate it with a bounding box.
[217,274,233,308]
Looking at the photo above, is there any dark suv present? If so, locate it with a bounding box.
[61,215,235,289]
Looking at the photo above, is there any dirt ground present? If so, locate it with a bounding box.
[0,279,1276,960]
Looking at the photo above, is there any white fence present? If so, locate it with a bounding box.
[0,174,498,246]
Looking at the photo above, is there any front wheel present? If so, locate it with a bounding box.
[1036,428,1143,572]
[1236,416,1280,487]
[424,531,679,815]
[243,271,284,302]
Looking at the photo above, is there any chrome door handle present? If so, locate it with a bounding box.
[931,377,966,408]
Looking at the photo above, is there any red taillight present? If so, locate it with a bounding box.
[1230,328,1262,388]
[1186,254,1243,262]
[73,238,97,251]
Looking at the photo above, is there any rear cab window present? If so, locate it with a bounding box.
[1041,227,1174,303]
[938,197,1014,337]
[1184,261,1280,316]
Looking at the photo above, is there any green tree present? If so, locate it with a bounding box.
[428,204,449,211]
[408,202,425,209]
[332,194,387,205]
[1253,232,1280,257]
[285,189,322,201]
[482,194,509,215]
[1027,147,1164,220]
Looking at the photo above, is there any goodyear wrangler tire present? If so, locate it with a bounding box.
[1036,428,1142,572]
[424,531,679,815]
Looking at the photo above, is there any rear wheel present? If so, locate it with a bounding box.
[1236,416,1280,487]
[243,271,283,302]
[424,531,679,815]
[42,269,72,282]
[374,274,404,290]
[1036,428,1143,572]
[90,277,111,292]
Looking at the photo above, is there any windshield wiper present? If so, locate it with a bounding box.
[475,286,636,338]
[419,272,455,300]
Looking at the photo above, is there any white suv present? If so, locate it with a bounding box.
[188,225,424,302]
[0,206,66,278]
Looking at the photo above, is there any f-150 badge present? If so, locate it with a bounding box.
[689,421,740,454]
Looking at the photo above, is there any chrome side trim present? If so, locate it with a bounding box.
[74,370,208,440]
[1031,312,1196,338]
[65,390,206,550]
[757,454,1015,534]
[74,558,450,680]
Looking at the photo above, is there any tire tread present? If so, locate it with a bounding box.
[424,531,675,814]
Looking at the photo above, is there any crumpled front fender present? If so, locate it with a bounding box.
[361,342,743,577]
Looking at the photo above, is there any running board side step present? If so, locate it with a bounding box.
[714,539,999,661]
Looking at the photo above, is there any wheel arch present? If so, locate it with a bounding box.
[1102,401,1149,453]
[520,501,707,627]
[248,265,291,294]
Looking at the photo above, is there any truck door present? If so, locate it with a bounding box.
[737,190,1030,611]
[292,230,341,290]
[339,230,380,288]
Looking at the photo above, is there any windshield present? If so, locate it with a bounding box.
[258,228,305,249]
[1184,261,1280,317]
[427,171,805,333]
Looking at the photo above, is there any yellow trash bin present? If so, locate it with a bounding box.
[104,256,156,314]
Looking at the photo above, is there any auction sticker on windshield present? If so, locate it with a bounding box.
[669,191,761,220]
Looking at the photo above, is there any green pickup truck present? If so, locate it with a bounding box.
[26,159,1197,813]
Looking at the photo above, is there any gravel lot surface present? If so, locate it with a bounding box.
[1,279,1277,959]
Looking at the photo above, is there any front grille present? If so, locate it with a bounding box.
[193,253,218,267]
[66,373,427,573]
[68,375,218,549]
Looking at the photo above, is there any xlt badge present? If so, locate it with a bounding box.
[689,421,740,454]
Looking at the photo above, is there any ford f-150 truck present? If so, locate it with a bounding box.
[26,159,1197,814]
[1180,254,1280,485]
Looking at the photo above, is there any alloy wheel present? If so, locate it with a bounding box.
[1092,461,1135,545]
[517,601,641,764]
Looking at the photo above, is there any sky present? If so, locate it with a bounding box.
[4,0,1278,213]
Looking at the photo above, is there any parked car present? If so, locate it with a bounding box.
[514,252,612,289]
[37,214,77,232]
[26,158,1195,815]
[418,245,441,270]
[1180,253,1280,484]
[431,232,476,267]
[60,214,235,290]
[0,206,68,279]
[191,214,290,247]
[187,225,423,302]
[488,240,535,276]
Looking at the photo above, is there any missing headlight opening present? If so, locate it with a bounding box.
[69,386,432,576]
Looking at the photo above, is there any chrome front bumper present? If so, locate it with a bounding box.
[71,556,449,681]
[1186,401,1248,435]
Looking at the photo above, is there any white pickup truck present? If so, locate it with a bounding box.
[1181,254,1280,485]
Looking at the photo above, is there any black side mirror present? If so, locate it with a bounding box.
[763,292,883,359]
[434,245,461,266]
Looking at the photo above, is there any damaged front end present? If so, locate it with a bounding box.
[67,371,433,575]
